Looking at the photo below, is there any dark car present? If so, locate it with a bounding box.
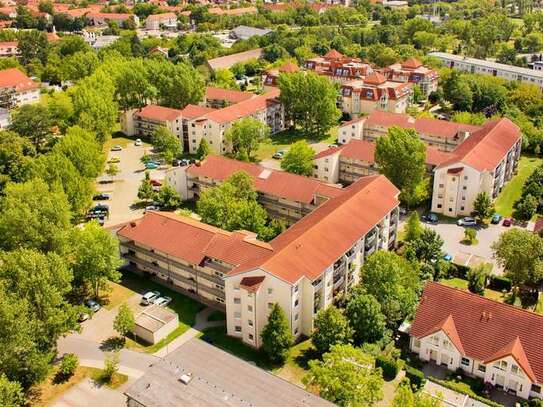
[92,204,109,213]
[93,193,110,201]
[503,217,513,227]
[491,214,502,224]
[85,299,101,313]
[172,158,180,166]
[422,213,438,224]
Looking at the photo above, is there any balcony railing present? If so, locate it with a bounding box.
[122,242,196,276]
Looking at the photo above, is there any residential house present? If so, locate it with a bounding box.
[380,57,439,96]
[304,49,374,83]
[86,12,139,27]
[0,68,40,108]
[263,61,299,90]
[0,107,10,128]
[340,73,412,115]
[0,41,18,57]
[410,282,543,400]
[145,12,177,30]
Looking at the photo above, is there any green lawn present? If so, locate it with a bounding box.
[274,339,316,388]
[494,156,542,216]
[440,278,507,303]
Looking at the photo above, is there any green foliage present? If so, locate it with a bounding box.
[404,212,423,242]
[45,92,75,131]
[492,228,543,287]
[138,171,155,202]
[473,192,494,221]
[488,275,512,292]
[304,344,384,407]
[467,265,488,295]
[0,374,24,407]
[280,140,315,176]
[463,228,477,244]
[155,182,181,210]
[409,228,444,264]
[261,303,292,364]
[513,194,538,221]
[345,289,388,345]
[151,126,181,164]
[114,304,135,337]
[101,352,120,384]
[312,305,352,355]
[114,58,157,111]
[405,366,426,390]
[53,126,104,179]
[213,69,239,90]
[375,355,399,381]
[9,103,52,152]
[375,127,427,207]
[225,117,270,161]
[196,138,212,159]
[0,131,34,189]
[62,51,99,82]
[57,353,79,381]
[392,381,441,407]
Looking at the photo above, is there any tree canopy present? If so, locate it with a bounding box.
[280,140,315,176]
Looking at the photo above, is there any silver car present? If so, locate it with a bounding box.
[141,291,161,305]
[154,296,172,307]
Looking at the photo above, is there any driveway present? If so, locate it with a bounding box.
[96,143,169,227]
[51,378,130,407]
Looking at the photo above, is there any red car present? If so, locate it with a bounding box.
[150,179,162,187]
[502,217,513,227]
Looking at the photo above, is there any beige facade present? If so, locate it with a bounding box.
[134,305,179,345]
[121,108,183,139]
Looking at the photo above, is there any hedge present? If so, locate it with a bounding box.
[428,376,502,407]
[376,355,399,381]
[488,275,512,292]
[405,366,425,390]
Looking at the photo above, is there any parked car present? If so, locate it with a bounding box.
[154,296,172,307]
[91,204,109,213]
[108,157,120,164]
[491,214,502,224]
[457,217,477,226]
[172,158,180,166]
[78,312,90,322]
[273,150,285,159]
[93,193,110,201]
[145,162,159,170]
[180,159,190,166]
[85,299,101,312]
[111,145,122,151]
[141,291,161,305]
[443,254,453,262]
[503,217,513,227]
[422,213,438,224]
[145,205,160,212]
[135,138,142,146]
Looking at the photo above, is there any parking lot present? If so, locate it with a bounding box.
[94,140,169,227]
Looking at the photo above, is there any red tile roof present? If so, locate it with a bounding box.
[205,87,255,105]
[240,276,265,293]
[117,211,272,267]
[179,104,216,119]
[324,49,344,60]
[187,155,343,204]
[437,118,521,172]
[364,72,387,85]
[208,6,257,16]
[401,57,423,69]
[146,12,176,21]
[0,68,39,92]
[135,105,183,122]
[87,12,134,20]
[279,61,299,73]
[411,282,543,383]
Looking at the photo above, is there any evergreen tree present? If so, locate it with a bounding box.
[261,303,293,364]
[196,138,211,159]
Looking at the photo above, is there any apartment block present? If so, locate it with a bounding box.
[0,68,40,108]
[117,174,400,348]
[145,12,177,30]
[380,57,439,96]
[166,155,343,224]
[122,105,184,138]
[86,12,139,27]
[263,61,299,90]
[202,86,256,109]
[304,49,374,83]
[410,282,543,400]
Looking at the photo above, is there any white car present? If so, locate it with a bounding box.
[135,138,142,146]
[457,217,477,227]
[141,291,161,305]
[154,296,172,307]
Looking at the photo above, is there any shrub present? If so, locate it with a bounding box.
[101,352,119,384]
[405,366,425,390]
[467,266,488,295]
[488,275,512,292]
[57,353,78,380]
[376,355,399,381]
[428,377,502,407]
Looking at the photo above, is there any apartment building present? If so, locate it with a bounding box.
[145,12,177,30]
[304,49,374,83]
[202,86,256,108]
[263,61,299,90]
[429,52,543,90]
[313,139,452,184]
[122,105,184,138]
[410,282,543,400]
[430,118,521,217]
[87,12,139,27]
[380,57,439,96]
[166,155,343,224]
[0,68,40,108]
[117,174,400,348]
[340,73,412,116]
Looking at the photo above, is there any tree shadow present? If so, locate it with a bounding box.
[294,347,320,370]
[100,336,125,352]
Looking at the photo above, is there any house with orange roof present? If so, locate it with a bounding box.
[145,12,177,30]
[380,57,439,96]
[263,61,300,90]
[0,68,40,108]
[304,49,374,83]
[86,12,139,27]
[117,173,400,348]
[410,281,543,400]
[0,41,19,57]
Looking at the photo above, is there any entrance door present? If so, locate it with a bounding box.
[430,349,438,363]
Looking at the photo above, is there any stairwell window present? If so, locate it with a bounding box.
[461,357,470,366]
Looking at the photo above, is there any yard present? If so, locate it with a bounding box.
[494,156,542,217]
[440,277,507,303]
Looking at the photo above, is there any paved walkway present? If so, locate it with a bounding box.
[51,378,130,407]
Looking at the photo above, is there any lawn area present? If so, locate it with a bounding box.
[207,310,226,322]
[274,339,316,388]
[101,280,136,310]
[494,156,542,216]
[120,271,205,353]
[440,278,507,303]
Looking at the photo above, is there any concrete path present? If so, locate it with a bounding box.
[50,377,130,407]
[153,307,225,358]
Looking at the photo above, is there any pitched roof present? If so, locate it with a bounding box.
[279,61,299,73]
[437,118,521,172]
[208,6,257,16]
[207,48,263,71]
[187,155,343,204]
[424,314,465,355]
[240,276,265,293]
[146,12,176,21]
[324,49,344,59]
[135,105,183,122]
[87,12,134,19]
[179,104,216,120]
[0,68,39,92]
[401,57,423,69]
[411,282,543,383]
[117,212,272,267]
[364,72,387,85]
[205,86,255,104]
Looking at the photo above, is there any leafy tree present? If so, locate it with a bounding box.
[17,30,48,65]
[261,303,293,364]
[472,192,495,222]
[361,251,421,326]
[375,127,427,206]
[101,352,119,384]
[467,265,488,295]
[151,126,181,164]
[513,194,538,221]
[9,104,52,152]
[155,182,181,209]
[213,68,239,90]
[463,228,477,244]
[280,140,315,176]
[196,138,211,159]
[410,228,444,264]
[304,344,384,407]
[0,179,71,252]
[138,171,155,202]
[45,91,74,131]
[442,71,473,111]
[57,354,78,382]
[59,35,90,56]
[278,71,341,137]
[114,59,157,111]
[225,118,270,161]
[0,131,34,188]
[0,374,24,407]
[114,304,135,338]
[404,212,423,242]
[392,381,441,407]
[492,228,543,288]
[62,51,99,81]
[345,289,388,345]
[70,221,122,298]
[312,305,352,354]
[106,163,120,180]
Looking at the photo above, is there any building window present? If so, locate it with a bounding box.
[461,357,470,366]
[511,364,519,374]
[478,364,486,372]
[268,302,273,310]
[234,298,241,304]
[439,184,444,188]
[464,176,468,180]
[460,206,465,211]
[413,338,421,348]
[294,299,299,307]
[235,326,242,332]
[531,384,541,393]
[294,285,299,292]
[248,305,253,312]
[294,313,299,321]
[234,311,241,318]
[268,288,273,295]
[248,334,254,340]
[294,328,298,335]
[437,204,442,208]
[248,319,253,326]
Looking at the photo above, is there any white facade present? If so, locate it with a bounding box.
[338,119,364,145]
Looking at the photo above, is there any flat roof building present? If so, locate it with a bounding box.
[134,305,179,345]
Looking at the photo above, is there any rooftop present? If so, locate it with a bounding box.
[207,48,263,71]
[135,104,183,122]
[136,305,178,333]
[0,68,39,92]
[205,86,256,105]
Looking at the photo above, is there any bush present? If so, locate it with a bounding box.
[56,353,78,381]
[488,275,512,292]
[376,355,399,381]
[405,366,425,390]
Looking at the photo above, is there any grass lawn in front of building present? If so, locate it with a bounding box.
[494,156,542,217]
[274,339,316,388]
[102,281,137,310]
[440,278,507,303]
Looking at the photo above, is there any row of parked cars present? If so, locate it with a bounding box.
[421,213,513,227]
[141,291,171,307]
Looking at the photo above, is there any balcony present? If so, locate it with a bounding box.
[365,245,377,256]
[203,259,230,275]
[199,271,225,286]
[122,242,197,276]
[124,253,196,287]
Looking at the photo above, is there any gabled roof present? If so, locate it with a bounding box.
[146,12,177,21]
[423,314,465,355]
[364,72,387,85]
[205,86,255,104]
[279,61,299,73]
[401,57,423,69]
[240,276,265,293]
[179,104,216,120]
[0,68,39,92]
[324,49,344,59]
[411,282,543,383]
[135,105,183,122]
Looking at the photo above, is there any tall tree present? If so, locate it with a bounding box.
[409,228,444,264]
[45,91,74,132]
[9,104,52,152]
[0,131,34,189]
[492,228,543,288]
[345,289,389,345]
[196,138,211,159]
[155,182,181,209]
[392,382,441,407]
[114,304,135,338]
[312,305,352,355]
[138,171,155,202]
[261,303,293,364]
[304,344,384,407]
[404,212,423,242]
[225,118,270,161]
[280,140,315,176]
[114,59,157,111]
[17,30,48,65]
[472,192,494,222]
[151,126,181,164]
[375,127,427,206]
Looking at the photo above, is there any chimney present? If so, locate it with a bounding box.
[480,311,486,321]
